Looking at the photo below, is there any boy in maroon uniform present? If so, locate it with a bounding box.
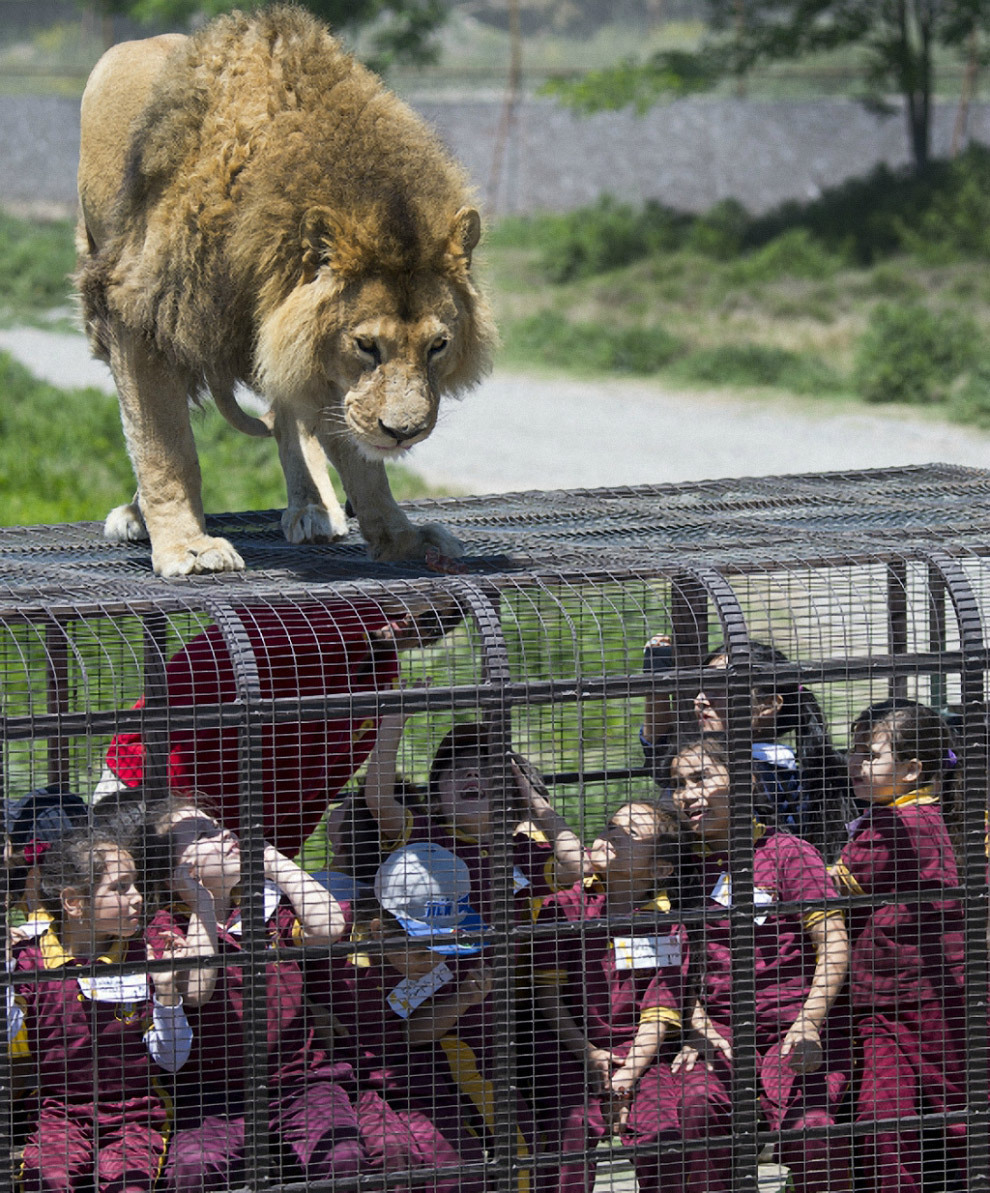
[144,800,363,1192]
[628,736,850,1193]
[831,698,965,1193]
[531,802,692,1193]
[9,828,192,1193]
[360,719,588,923]
[327,841,533,1193]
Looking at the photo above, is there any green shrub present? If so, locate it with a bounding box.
[727,228,846,283]
[534,196,690,283]
[672,342,843,395]
[685,199,749,259]
[0,209,76,316]
[508,310,682,373]
[948,363,990,428]
[852,302,982,404]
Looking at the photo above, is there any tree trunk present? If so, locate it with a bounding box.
[951,27,979,157]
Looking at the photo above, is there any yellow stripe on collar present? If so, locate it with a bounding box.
[892,786,938,808]
[40,928,126,969]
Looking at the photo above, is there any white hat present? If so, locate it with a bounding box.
[374,841,490,955]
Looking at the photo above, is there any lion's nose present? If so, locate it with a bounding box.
[378,418,423,445]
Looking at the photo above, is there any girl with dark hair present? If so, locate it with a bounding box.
[642,636,851,857]
[831,698,965,1193]
[7,827,191,1193]
[626,735,851,1193]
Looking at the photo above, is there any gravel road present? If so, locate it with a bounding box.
[3,325,989,493]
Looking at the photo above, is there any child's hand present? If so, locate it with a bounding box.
[780,1015,822,1074]
[607,1069,638,1133]
[148,932,185,1007]
[460,962,494,1008]
[169,863,210,907]
[585,1045,615,1095]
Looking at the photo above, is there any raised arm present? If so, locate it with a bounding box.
[360,713,411,848]
[263,844,344,946]
[512,760,589,886]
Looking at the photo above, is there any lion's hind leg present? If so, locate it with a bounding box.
[104,495,148,542]
[107,330,245,576]
[272,406,350,545]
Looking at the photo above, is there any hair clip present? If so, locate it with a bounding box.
[23,839,51,866]
[944,749,958,770]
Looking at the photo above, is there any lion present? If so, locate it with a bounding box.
[75,6,496,576]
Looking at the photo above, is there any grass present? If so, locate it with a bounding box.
[0,350,443,527]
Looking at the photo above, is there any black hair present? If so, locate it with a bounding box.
[37,826,136,935]
[335,780,427,887]
[850,698,957,791]
[702,641,851,857]
[427,723,542,823]
[602,798,704,910]
[5,786,89,905]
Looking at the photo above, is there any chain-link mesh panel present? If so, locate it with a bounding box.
[0,466,988,1193]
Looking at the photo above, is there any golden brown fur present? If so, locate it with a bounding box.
[76,7,496,575]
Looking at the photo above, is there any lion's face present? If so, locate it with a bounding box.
[326,273,469,460]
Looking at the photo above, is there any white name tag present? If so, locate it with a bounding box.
[513,866,531,893]
[611,934,682,970]
[77,971,150,1003]
[710,873,774,925]
[387,961,454,1019]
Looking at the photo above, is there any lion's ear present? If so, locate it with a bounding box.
[447,206,482,269]
[300,206,338,282]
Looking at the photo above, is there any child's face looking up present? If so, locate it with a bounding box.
[693,654,782,737]
[71,847,143,943]
[169,813,241,893]
[384,935,443,980]
[669,746,733,846]
[847,726,921,804]
[434,759,493,838]
[588,803,675,883]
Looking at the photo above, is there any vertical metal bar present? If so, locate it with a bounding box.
[204,601,270,1190]
[449,578,518,1193]
[671,571,709,733]
[927,562,948,713]
[141,612,170,799]
[886,559,908,700]
[688,568,760,1193]
[44,618,69,790]
[924,553,989,1193]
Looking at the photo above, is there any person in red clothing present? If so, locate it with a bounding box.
[98,600,459,857]
[627,735,850,1193]
[530,802,693,1193]
[831,698,965,1193]
[143,798,362,1192]
[360,717,589,924]
[7,827,192,1193]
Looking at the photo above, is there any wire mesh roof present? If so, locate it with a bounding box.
[1,463,989,608]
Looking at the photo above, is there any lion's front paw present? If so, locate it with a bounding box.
[104,503,149,542]
[152,535,245,577]
[367,519,463,563]
[281,502,348,544]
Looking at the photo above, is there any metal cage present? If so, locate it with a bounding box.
[1,463,987,1193]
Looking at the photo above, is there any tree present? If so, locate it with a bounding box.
[543,0,990,174]
[85,0,449,69]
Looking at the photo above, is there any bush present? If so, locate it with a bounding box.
[852,302,982,405]
[0,209,76,316]
[685,199,749,260]
[672,342,844,395]
[727,228,847,283]
[534,197,690,283]
[508,310,682,373]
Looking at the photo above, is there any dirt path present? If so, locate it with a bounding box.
[4,326,989,493]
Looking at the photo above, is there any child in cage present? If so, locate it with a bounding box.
[641,636,851,857]
[830,698,966,1193]
[96,599,462,858]
[625,734,851,1193]
[326,841,533,1193]
[7,826,192,1193]
[4,785,89,936]
[143,796,365,1192]
[529,801,694,1193]
[360,716,589,923]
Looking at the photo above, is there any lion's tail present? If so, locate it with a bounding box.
[211,382,274,438]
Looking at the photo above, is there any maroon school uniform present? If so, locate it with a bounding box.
[12,930,170,1193]
[388,807,561,924]
[531,878,687,1193]
[329,937,534,1193]
[832,789,966,1193]
[627,828,849,1193]
[146,886,363,1192]
[104,601,399,856]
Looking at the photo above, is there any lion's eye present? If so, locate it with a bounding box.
[355,337,381,366]
[428,336,449,358]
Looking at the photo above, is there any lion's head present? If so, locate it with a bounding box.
[254,203,493,461]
